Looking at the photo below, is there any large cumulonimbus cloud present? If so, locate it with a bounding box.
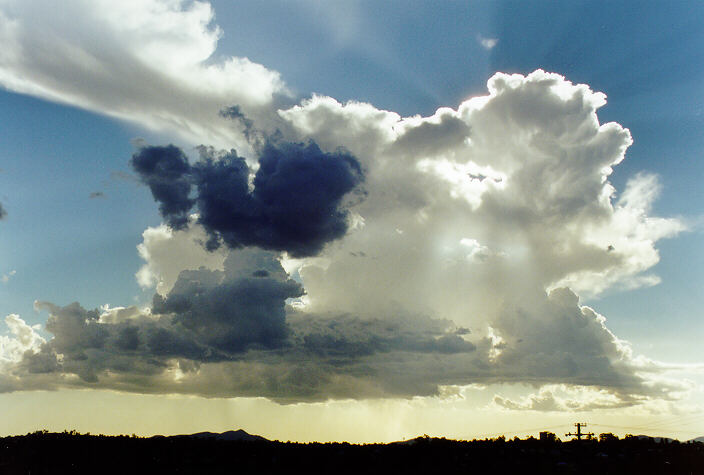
[0,0,688,407]
[2,71,687,406]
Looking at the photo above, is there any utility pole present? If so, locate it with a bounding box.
[565,423,594,441]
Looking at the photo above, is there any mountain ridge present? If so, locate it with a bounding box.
[174,429,268,442]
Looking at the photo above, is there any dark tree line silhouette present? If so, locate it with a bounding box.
[0,430,702,474]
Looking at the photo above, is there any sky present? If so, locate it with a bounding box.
[0,0,703,442]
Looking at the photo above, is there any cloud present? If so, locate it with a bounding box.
[131,138,365,257]
[0,314,44,367]
[0,260,680,403]
[493,384,633,412]
[0,0,685,406]
[290,312,476,359]
[552,172,684,295]
[7,249,299,384]
[3,248,480,400]
[135,220,227,295]
[151,250,304,353]
[130,145,195,230]
[1,270,16,284]
[0,0,288,148]
[279,71,681,320]
[272,70,681,401]
[478,36,498,50]
[4,70,678,404]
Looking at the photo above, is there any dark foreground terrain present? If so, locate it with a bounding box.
[1,431,703,474]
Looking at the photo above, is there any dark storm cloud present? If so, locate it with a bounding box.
[130,145,195,230]
[289,314,476,360]
[195,140,364,256]
[131,138,364,257]
[20,250,302,383]
[152,252,304,353]
[13,309,480,400]
[28,301,193,382]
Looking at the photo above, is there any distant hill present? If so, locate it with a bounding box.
[391,435,433,445]
[634,435,677,443]
[687,436,704,443]
[182,429,268,442]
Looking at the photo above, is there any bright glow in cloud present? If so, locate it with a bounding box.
[0,314,44,366]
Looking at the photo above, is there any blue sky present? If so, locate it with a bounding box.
[0,0,703,440]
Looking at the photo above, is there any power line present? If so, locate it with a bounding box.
[467,417,704,442]
[642,413,704,431]
[590,412,704,435]
[590,423,704,436]
[470,424,566,440]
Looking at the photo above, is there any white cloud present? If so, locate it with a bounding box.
[281,70,681,321]
[136,217,227,295]
[0,314,44,366]
[0,0,288,149]
[274,70,684,401]
[1,269,15,283]
[493,384,634,412]
[479,36,498,50]
[552,172,685,296]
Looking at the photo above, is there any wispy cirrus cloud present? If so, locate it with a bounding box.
[0,0,288,149]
